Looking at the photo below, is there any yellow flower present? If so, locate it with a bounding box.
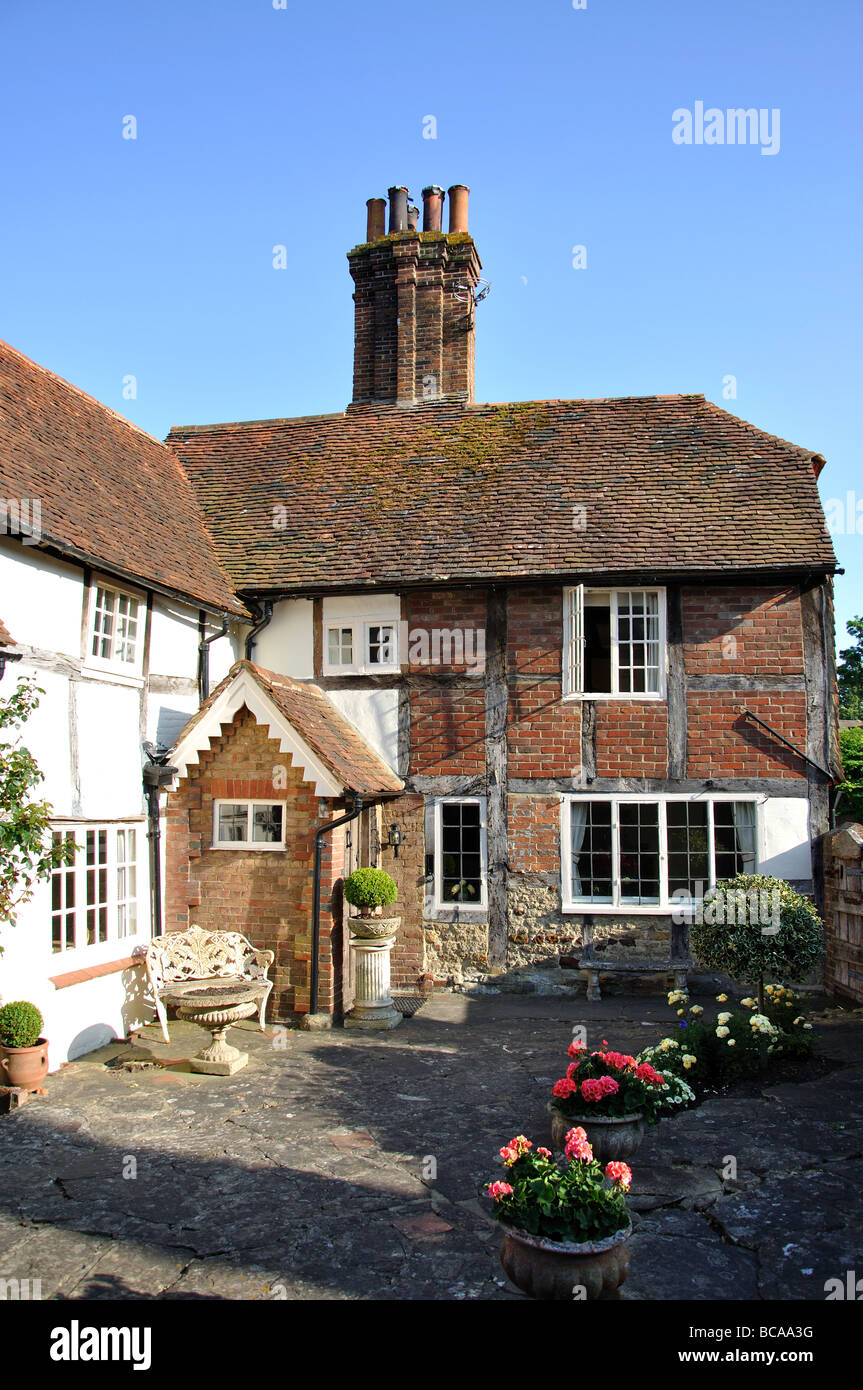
[716,994,728,1002]
[793,1016,805,1026]
[727,1038,736,1047]
[716,1026,730,1039]
[689,1005,703,1016]
[740,997,757,1009]
[717,1012,732,1026]
[682,1054,697,1069]
[677,1009,685,1017]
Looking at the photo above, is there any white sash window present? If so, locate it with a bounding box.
[563,587,666,698]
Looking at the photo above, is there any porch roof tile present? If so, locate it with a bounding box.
[178,660,403,797]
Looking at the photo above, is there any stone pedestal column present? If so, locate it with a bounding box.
[345,932,402,1030]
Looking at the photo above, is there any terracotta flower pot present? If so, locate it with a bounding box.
[0,1038,49,1091]
[548,1103,646,1162]
[499,1220,632,1300]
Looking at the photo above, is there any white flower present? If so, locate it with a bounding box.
[716,1026,730,1039]
[717,1012,732,1026]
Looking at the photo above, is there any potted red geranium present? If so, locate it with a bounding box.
[547,1040,668,1161]
[488,1130,633,1300]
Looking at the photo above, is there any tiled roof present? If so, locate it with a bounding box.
[0,618,14,647]
[167,395,837,590]
[177,660,403,796]
[0,339,245,615]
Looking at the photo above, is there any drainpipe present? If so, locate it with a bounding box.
[310,793,364,1019]
[198,613,230,703]
[143,743,178,939]
[244,600,274,661]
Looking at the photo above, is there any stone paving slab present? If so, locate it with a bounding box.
[0,992,860,1301]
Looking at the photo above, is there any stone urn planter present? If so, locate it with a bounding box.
[345,916,402,1030]
[0,1039,50,1091]
[349,916,400,941]
[548,1104,646,1162]
[499,1220,633,1300]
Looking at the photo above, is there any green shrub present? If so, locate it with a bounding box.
[0,1000,44,1049]
[343,867,398,913]
[690,874,823,1000]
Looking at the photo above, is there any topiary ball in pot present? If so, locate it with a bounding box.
[0,1000,49,1091]
[343,867,398,918]
[0,1000,44,1050]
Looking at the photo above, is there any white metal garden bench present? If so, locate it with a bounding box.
[142,925,275,1043]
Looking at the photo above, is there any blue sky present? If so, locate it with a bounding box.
[1,0,860,650]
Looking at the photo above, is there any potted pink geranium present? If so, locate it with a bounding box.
[488,1130,633,1300]
[547,1040,668,1161]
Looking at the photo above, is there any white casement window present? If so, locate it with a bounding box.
[213,800,286,850]
[323,618,399,675]
[563,587,666,698]
[433,797,488,910]
[561,795,759,913]
[87,580,145,674]
[50,823,141,953]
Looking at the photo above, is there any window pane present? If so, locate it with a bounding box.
[327,627,353,666]
[91,588,114,659]
[618,802,660,904]
[218,804,248,842]
[714,802,757,879]
[616,591,660,695]
[583,595,612,693]
[666,802,709,896]
[439,802,483,903]
[252,804,283,843]
[571,800,612,901]
[367,624,395,666]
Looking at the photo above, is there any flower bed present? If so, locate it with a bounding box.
[641,985,816,1098]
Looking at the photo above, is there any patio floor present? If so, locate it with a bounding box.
[1,988,861,1300]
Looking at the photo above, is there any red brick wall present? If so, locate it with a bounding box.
[164,706,345,1019]
[686,691,808,779]
[594,702,669,778]
[682,585,804,676]
[507,588,582,776]
[404,588,487,673]
[508,793,560,872]
[409,688,486,775]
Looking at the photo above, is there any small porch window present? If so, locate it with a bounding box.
[213,801,285,849]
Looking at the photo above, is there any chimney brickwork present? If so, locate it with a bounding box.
[348,183,481,406]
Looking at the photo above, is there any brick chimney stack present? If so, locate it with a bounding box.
[348,183,482,407]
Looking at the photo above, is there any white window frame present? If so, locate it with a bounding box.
[433,796,488,912]
[84,576,146,679]
[322,616,400,676]
[562,586,667,700]
[212,799,287,851]
[561,793,761,914]
[49,821,143,960]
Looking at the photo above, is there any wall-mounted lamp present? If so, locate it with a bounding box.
[387,824,403,858]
